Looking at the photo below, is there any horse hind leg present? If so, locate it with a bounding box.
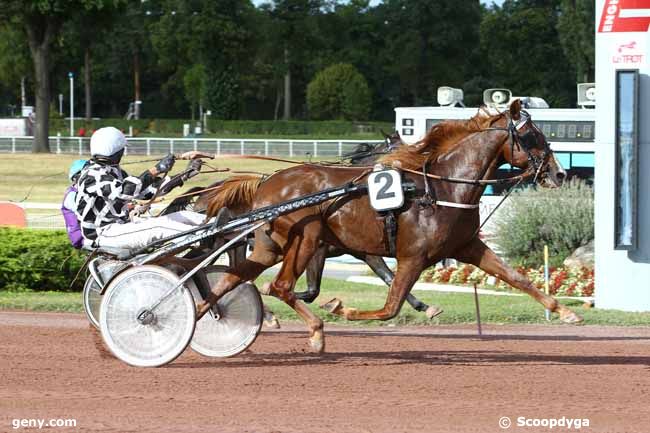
[363,254,443,319]
[453,237,583,324]
[321,257,425,321]
[196,231,281,319]
[295,243,328,303]
[264,222,325,353]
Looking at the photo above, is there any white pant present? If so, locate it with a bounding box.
[97,211,207,250]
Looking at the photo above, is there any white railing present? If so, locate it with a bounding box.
[0,136,383,157]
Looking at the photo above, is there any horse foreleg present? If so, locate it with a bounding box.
[295,244,327,303]
[453,237,583,323]
[321,257,425,321]
[363,255,443,319]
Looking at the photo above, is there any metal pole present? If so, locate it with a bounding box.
[146,138,151,156]
[78,138,82,155]
[289,140,293,157]
[338,141,343,157]
[473,283,482,337]
[544,245,551,321]
[264,140,269,156]
[11,137,16,153]
[68,72,74,137]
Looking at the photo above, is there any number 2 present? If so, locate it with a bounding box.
[374,172,396,200]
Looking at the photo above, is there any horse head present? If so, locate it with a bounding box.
[498,99,566,188]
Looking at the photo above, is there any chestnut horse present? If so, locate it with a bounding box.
[185,133,442,320]
[196,100,581,352]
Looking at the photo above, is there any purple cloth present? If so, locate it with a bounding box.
[61,186,84,249]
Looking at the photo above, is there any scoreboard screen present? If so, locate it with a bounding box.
[424,119,595,142]
[536,121,594,142]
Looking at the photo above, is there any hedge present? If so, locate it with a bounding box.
[0,228,86,292]
[493,179,594,268]
[50,118,393,138]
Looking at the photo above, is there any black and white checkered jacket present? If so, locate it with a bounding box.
[74,161,160,240]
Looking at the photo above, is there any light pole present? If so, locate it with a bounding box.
[68,72,74,136]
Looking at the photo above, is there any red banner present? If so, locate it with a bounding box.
[599,0,650,32]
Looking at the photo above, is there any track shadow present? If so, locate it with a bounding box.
[256,328,650,343]
[170,348,650,370]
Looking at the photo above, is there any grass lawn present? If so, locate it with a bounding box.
[2,276,650,326]
[0,154,298,203]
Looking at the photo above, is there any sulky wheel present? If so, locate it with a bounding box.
[99,265,196,367]
[83,260,123,329]
[187,265,263,358]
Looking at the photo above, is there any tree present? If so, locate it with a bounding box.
[183,64,207,121]
[0,0,124,152]
[480,0,576,107]
[0,22,31,112]
[557,0,595,83]
[306,63,371,120]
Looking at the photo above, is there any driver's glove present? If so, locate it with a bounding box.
[181,159,202,181]
[155,153,175,174]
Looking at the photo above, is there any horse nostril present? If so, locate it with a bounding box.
[556,171,566,182]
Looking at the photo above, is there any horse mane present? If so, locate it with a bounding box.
[205,174,264,218]
[378,109,504,170]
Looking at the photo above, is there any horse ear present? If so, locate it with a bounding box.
[509,99,522,120]
[380,129,390,139]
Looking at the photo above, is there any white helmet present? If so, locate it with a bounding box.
[90,127,127,157]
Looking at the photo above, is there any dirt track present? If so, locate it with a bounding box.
[0,311,649,433]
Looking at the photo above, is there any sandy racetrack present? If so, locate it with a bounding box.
[0,311,649,433]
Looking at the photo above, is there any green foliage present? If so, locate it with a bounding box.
[557,0,595,83]
[0,228,86,292]
[307,63,371,120]
[479,0,577,107]
[493,179,594,268]
[183,64,207,119]
[206,69,241,120]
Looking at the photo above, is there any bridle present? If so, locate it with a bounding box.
[482,109,552,184]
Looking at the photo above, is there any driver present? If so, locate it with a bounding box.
[75,126,206,250]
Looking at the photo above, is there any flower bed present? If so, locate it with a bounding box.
[420,264,594,297]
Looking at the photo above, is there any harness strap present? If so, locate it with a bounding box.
[435,201,480,209]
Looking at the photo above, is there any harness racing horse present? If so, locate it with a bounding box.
[296,131,442,318]
[195,100,581,353]
[182,133,442,320]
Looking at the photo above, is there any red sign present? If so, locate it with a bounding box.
[599,0,650,32]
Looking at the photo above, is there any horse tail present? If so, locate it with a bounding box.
[205,175,264,218]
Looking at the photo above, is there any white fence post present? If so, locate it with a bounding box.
[264,140,269,156]
[146,139,151,156]
[56,135,61,154]
[193,139,198,152]
[78,138,83,155]
[338,141,343,157]
[11,137,16,153]
[240,140,244,155]
[170,139,174,155]
[217,139,221,156]
[313,141,317,157]
[289,140,293,157]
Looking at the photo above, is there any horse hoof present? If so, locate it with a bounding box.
[425,305,444,320]
[259,282,272,295]
[309,331,325,353]
[560,310,584,324]
[320,298,343,314]
[263,313,281,329]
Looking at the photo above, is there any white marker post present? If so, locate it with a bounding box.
[544,245,551,321]
[68,72,74,137]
